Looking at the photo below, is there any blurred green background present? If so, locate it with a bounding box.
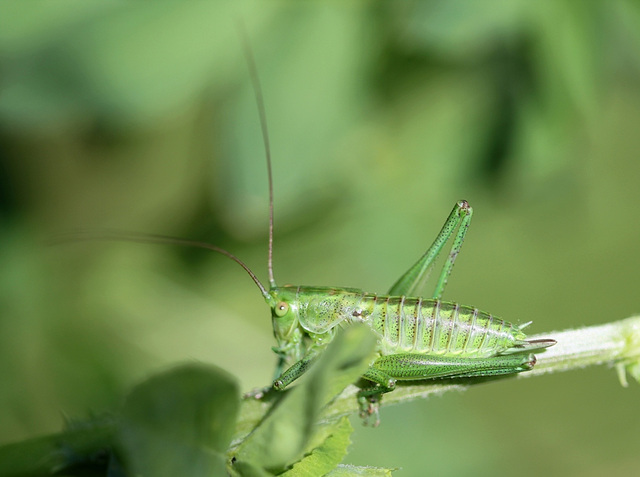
[1,1,640,475]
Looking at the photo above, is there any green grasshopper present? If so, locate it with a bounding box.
[241,200,555,425]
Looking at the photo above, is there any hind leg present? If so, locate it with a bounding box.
[357,352,535,426]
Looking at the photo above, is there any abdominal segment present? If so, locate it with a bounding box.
[353,295,526,357]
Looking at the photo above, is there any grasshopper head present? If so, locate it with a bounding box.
[268,286,300,345]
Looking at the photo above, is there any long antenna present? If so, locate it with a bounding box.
[52,230,271,299]
[237,19,277,289]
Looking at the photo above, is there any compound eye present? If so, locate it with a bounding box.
[275,301,289,317]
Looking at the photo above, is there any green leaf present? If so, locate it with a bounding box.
[279,417,353,477]
[117,363,240,477]
[231,324,377,474]
[307,324,380,410]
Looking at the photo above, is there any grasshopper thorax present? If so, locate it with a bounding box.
[268,285,365,340]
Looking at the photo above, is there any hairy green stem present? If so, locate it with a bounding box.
[522,315,640,382]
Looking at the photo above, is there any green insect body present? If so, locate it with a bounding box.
[269,284,543,390]
[273,286,535,361]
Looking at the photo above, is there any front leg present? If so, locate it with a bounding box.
[244,341,310,400]
[272,354,318,390]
